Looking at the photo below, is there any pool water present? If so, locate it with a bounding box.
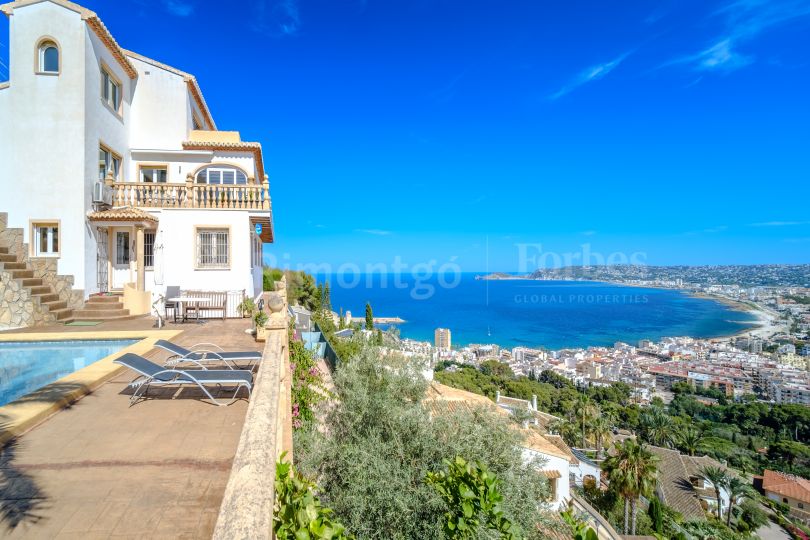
[0,339,138,407]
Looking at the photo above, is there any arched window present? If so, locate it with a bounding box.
[38,40,59,73]
[195,165,248,185]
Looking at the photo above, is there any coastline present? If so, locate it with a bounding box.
[475,275,784,345]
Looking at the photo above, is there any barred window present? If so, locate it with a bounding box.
[197,229,229,268]
[144,231,155,268]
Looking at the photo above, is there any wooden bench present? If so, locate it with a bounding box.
[182,290,227,321]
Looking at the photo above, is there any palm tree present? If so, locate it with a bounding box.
[698,465,729,519]
[603,439,660,535]
[677,425,706,456]
[576,394,599,449]
[590,414,613,459]
[640,407,675,448]
[725,476,753,527]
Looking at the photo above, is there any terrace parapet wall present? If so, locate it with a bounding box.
[213,278,292,539]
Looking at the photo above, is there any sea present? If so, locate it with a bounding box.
[320,273,758,350]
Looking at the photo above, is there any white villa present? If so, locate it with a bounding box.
[0,0,272,328]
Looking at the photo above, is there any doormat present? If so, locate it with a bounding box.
[65,321,102,326]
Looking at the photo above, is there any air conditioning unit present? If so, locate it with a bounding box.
[93,181,113,205]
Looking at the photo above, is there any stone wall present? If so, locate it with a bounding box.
[28,257,84,310]
[0,269,55,329]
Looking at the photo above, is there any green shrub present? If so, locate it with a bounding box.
[274,453,353,540]
[426,456,516,539]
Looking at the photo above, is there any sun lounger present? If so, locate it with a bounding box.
[154,339,262,369]
[114,353,252,406]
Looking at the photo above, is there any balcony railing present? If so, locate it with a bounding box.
[109,181,270,210]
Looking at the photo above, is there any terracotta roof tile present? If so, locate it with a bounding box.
[762,470,810,504]
[87,207,158,223]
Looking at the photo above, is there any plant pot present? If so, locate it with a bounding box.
[256,324,269,342]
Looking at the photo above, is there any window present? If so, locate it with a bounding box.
[115,231,130,265]
[195,166,248,185]
[140,166,167,183]
[800,503,805,509]
[196,228,229,268]
[251,233,262,267]
[38,40,59,73]
[101,67,122,112]
[32,223,59,256]
[99,146,121,181]
[144,231,155,268]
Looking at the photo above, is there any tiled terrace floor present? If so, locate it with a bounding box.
[0,317,260,539]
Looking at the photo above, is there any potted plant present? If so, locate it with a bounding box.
[237,297,257,320]
[254,310,269,342]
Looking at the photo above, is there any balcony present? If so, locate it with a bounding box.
[109,180,270,211]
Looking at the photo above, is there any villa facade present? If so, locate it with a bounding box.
[0,0,272,327]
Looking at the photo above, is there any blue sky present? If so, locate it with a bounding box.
[2,0,810,271]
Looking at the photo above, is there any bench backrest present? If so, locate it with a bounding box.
[180,290,227,308]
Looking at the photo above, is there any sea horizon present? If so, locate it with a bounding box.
[317,273,759,350]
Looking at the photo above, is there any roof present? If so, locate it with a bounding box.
[182,140,265,184]
[497,395,532,409]
[570,447,599,469]
[1,0,137,78]
[648,445,734,520]
[544,434,579,465]
[424,383,571,461]
[87,207,158,224]
[761,470,810,504]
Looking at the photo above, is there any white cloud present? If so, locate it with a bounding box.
[750,220,810,227]
[355,229,392,236]
[668,0,810,72]
[164,0,193,16]
[253,0,301,36]
[549,52,631,100]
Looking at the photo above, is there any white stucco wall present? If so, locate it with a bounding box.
[147,209,258,297]
[0,2,88,289]
[128,56,188,150]
[522,448,571,509]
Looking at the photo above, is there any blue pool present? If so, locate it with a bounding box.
[0,339,138,407]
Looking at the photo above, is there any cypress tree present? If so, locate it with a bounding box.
[365,302,374,330]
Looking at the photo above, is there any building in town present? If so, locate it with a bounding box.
[434,327,452,350]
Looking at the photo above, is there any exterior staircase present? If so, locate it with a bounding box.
[0,220,73,329]
[69,294,131,322]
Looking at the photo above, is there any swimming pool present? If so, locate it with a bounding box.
[0,339,138,407]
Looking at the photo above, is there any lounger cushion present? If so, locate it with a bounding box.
[115,353,253,385]
[154,340,261,361]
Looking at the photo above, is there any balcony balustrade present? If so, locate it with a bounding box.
[108,179,270,210]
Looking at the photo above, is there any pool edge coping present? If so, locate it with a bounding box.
[0,329,183,446]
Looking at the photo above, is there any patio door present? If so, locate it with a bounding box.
[112,229,132,290]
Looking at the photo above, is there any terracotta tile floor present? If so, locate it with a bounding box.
[0,318,260,539]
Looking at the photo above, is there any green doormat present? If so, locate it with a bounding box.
[65,321,102,326]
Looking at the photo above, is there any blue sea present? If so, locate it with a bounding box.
[321,274,758,350]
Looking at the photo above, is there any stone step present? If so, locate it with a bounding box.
[0,246,7,254]
[43,300,68,311]
[38,293,60,303]
[10,269,34,279]
[80,301,124,311]
[2,262,26,270]
[86,295,123,304]
[72,308,130,318]
[51,308,73,321]
[0,253,17,263]
[29,285,50,295]
[21,278,43,287]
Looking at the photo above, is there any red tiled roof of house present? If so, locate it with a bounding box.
[762,470,810,504]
